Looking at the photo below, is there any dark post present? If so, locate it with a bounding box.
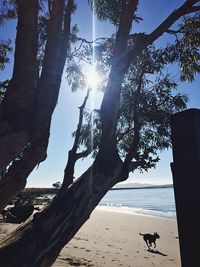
[170,108,200,267]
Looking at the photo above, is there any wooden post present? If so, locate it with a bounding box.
[170,108,200,267]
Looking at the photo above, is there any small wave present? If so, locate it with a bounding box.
[97,205,176,220]
[101,203,122,207]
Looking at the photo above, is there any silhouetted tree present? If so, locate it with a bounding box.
[0,1,199,266]
[52,181,61,189]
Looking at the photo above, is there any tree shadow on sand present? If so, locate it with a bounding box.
[146,249,168,256]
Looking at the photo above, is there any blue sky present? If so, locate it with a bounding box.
[1,1,200,187]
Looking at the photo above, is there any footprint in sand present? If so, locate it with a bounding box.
[60,257,94,266]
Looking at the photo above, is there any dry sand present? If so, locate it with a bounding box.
[0,208,181,267]
[54,208,181,267]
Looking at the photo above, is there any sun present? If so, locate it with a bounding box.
[84,65,101,89]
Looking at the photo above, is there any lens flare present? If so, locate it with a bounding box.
[85,65,101,89]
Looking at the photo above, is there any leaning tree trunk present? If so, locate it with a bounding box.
[0,157,123,267]
[0,2,142,265]
[0,0,38,171]
[0,0,74,211]
[0,124,50,211]
[0,1,197,266]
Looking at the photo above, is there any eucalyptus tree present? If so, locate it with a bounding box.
[0,0,75,210]
[0,1,199,266]
[76,45,188,176]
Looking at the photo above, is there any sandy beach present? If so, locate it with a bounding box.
[0,208,181,267]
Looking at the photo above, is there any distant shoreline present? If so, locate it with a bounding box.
[111,184,173,190]
[22,184,173,195]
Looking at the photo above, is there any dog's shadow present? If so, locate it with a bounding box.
[146,249,168,256]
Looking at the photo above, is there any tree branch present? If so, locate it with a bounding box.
[0,0,38,171]
[36,0,70,133]
[166,28,184,34]
[74,36,109,45]
[0,0,74,208]
[148,0,200,43]
[113,0,139,60]
[70,37,109,57]
[121,70,145,179]
[61,90,90,189]
[50,0,75,109]
[0,123,50,211]
[98,1,139,163]
[76,150,90,160]
[73,89,90,152]
[123,0,200,70]
[117,126,135,143]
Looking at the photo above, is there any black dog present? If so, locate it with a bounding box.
[139,232,160,249]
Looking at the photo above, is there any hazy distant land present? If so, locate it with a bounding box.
[112,183,173,190]
[21,183,173,196]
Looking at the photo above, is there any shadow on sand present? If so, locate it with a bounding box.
[146,249,168,256]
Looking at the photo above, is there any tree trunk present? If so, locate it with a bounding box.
[0,0,74,210]
[17,8,139,265]
[98,1,137,164]
[0,124,50,211]
[0,0,38,171]
[0,157,123,267]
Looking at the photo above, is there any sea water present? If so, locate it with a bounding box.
[98,187,176,220]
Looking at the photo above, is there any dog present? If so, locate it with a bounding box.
[139,232,160,249]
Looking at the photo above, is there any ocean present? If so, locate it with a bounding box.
[98,187,176,220]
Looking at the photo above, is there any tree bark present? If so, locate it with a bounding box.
[0,157,123,267]
[0,0,74,210]
[98,1,138,164]
[35,0,66,132]
[62,90,90,189]
[0,0,38,171]
[0,124,50,211]
[122,71,144,178]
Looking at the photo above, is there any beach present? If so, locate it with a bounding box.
[0,207,180,267]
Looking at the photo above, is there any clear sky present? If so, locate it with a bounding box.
[1,1,200,187]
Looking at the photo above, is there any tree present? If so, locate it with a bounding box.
[0,0,74,210]
[0,1,199,266]
[52,181,61,189]
[77,45,189,175]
